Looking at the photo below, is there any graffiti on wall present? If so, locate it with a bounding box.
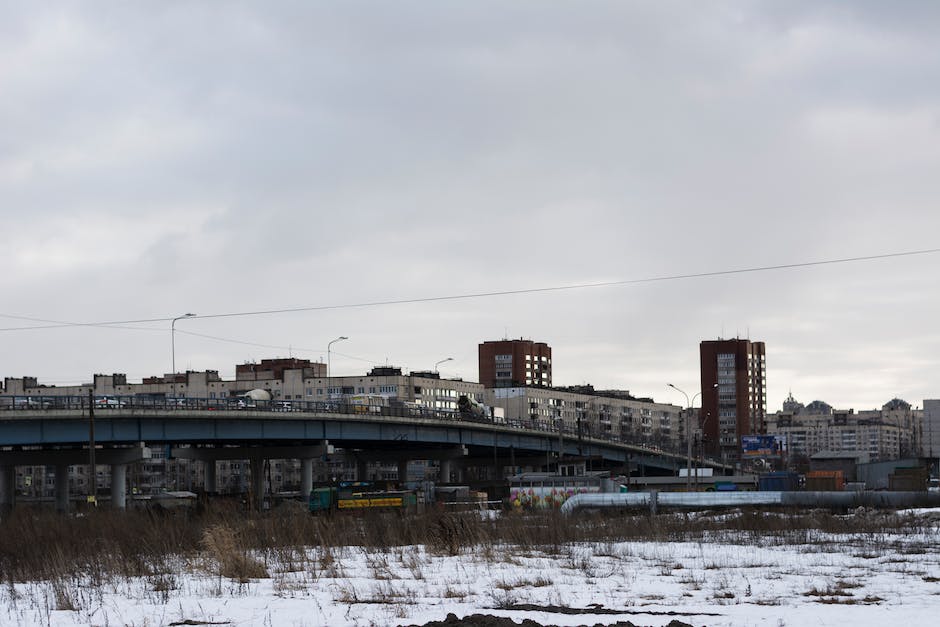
[509,485,599,508]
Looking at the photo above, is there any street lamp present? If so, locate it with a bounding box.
[327,336,348,377]
[171,313,196,375]
[434,357,454,373]
[667,383,702,491]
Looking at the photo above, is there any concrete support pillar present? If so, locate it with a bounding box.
[204,460,217,494]
[357,460,369,482]
[439,459,452,484]
[453,462,464,483]
[0,465,15,511]
[301,458,314,497]
[110,464,127,509]
[55,465,70,512]
[250,458,265,510]
[397,459,409,484]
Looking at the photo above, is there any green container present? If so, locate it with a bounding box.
[310,487,334,512]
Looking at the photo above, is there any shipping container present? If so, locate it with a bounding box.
[805,470,845,491]
[888,467,928,491]
[758,471,800,491]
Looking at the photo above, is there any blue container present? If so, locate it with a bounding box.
[758,472,799,491]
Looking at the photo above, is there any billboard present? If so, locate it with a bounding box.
[741,434,786,457]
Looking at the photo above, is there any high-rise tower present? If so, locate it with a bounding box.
[478,339,552,388]
[700,338,767,460]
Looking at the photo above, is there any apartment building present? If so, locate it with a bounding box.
[766,394,922,462]
[856,398,922,459]
[484,385,682,450]
[924,399,940,464]
[305,366,484,410]
[700,338,767,459]
[478,339,552,388]
[3,357,326,402]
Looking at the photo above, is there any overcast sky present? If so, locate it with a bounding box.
[2,1,939,412]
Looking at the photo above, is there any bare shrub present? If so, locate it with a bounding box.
[426,510,489,556]
[443,585,467,599]
[51,579,77,611]
[201,524,269,582]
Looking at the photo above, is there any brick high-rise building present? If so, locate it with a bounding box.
[478,339,552,388]
[700,338,767,460]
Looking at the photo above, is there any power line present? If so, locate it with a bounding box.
[173,329,380,364]
[0,314,170,331]
[1,247,938,332]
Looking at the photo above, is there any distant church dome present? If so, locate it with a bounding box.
[883,398,911,411]
[782,392,804,413]
[804,400,833,415]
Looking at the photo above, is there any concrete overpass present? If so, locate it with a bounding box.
[0,400,732,510]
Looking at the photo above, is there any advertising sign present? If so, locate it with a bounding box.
[741,434,786,457]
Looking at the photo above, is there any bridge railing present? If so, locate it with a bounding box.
[0,394,721,466]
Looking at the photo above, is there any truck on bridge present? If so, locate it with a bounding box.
[458,395,506,424]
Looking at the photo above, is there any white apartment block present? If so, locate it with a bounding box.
[767,395,924,462]
[305,367,484,411]
[484,386,683,450]
[923,399,940,463]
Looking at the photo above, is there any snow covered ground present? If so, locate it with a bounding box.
[2,510,939,626]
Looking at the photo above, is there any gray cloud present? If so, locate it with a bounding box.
[2,1,939,411]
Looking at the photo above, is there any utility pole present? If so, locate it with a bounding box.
[668,384,701,492]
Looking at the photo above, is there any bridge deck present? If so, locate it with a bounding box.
[0,399,732,473]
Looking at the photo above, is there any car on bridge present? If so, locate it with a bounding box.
[94,396,127,408]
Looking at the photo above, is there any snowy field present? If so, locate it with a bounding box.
[2,509,939,627]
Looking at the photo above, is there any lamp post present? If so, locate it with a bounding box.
[171,313,196,375]
[327,336,348,377]
[434,357,454,374]
[698,411,712,489]
[668,383,702,491]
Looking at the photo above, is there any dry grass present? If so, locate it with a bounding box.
[0,502,932,590]
[201,524,269,582]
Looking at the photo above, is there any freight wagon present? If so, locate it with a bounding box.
[309,482,418,513]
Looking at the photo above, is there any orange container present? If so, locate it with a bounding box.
[805,470,845,491]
